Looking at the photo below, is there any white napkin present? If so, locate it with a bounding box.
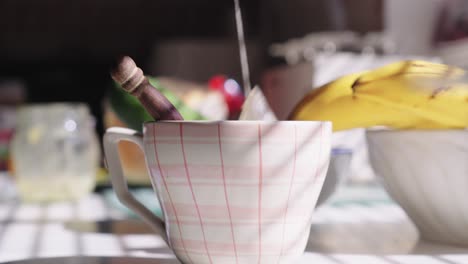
[239,86,277,121]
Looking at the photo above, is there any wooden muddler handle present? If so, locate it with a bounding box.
[110,56,183,121]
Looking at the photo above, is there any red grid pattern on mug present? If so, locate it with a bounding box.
[145,122,330,264]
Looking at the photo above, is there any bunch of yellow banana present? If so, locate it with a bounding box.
[289,60,468,131]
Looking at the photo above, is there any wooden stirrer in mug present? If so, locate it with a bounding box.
[110,56,183,121]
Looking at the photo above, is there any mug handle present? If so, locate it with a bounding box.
[103,127,168,244]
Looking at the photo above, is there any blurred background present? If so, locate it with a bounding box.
[0,0,383,135]
[1,0,468,195]
[2,0,468,131]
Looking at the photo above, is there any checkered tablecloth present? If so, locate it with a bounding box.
[0,173,466,263]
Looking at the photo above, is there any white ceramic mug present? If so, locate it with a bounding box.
[104,121,331,263]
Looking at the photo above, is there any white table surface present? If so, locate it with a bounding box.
[1,173,467,264]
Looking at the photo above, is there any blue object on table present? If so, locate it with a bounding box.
[316,147,353,206]
[103,188,163,219]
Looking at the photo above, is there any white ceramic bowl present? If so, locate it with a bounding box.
[366,129,468,247]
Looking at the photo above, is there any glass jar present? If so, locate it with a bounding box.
[11,103,100,202]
